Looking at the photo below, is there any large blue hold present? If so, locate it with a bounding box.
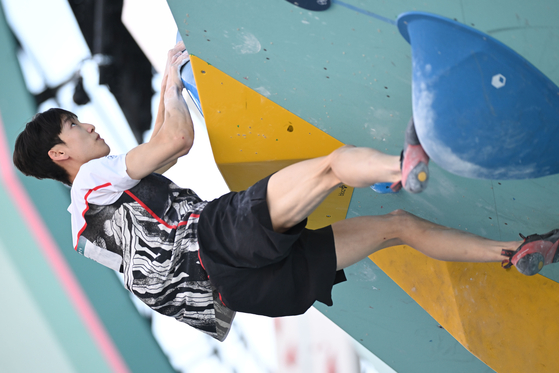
[397,12,559,180]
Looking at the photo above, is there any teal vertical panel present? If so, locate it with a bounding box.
[0,237,76,373]
[0,179,112,372]
[0,3,176,372]
[0,3,110,371]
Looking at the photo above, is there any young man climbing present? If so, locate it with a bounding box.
[12,42,558,341]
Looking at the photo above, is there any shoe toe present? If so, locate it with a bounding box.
[515,252,545,276]
[403,163,429,193]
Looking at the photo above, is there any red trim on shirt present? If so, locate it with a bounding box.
[198,248,227,307]
[218,293,227,307]
[198,251,206,270]
[124,190,196,229]
[76,187,200,249]
[75,182,112,251]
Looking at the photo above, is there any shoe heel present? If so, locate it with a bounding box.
[515,252,545,276]
[405,162,429,193]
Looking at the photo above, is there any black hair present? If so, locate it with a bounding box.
[13,108,77,186]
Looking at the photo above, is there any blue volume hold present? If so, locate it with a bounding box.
[397,12,559,180]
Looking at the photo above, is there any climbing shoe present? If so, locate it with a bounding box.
[390,117,429,193]
[502,229,559,276]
